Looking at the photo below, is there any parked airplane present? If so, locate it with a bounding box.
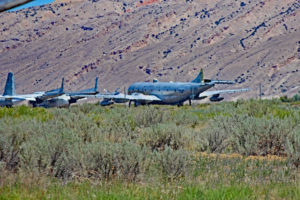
[32,78,99,108]
[0,72,64,107]
[97,69,249,107]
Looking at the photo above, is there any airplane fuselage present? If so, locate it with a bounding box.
[128,82,214,105]
[31,78,98,108]
[34,95,70,108]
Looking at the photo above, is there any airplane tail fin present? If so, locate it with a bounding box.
[60,78,64,93]
[191,69,203,83]
[3,72,16,96]
[94,77,98,93]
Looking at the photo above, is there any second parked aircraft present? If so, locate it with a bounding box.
[98,69,249,107]
[0,72,64,107]
[30,78,99,108]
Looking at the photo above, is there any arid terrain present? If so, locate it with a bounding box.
[0,0,299,99]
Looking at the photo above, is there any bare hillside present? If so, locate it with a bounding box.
[0,0,299,99]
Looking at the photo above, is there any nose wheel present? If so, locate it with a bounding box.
[128,100,138,107]
[177,102,183,107]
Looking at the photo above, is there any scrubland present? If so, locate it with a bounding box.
[0,99,300,199]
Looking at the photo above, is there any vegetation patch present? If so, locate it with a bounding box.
[0,99,300,199]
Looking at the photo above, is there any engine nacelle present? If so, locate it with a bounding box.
[35,98,44,104]
[114,99,129,104]
[100,100,114,106]
[194,96,207,100]
[209,94,224,102]
[69,98,78,104]
[28,100,37,107]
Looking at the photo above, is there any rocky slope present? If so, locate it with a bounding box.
[0,0,299,99]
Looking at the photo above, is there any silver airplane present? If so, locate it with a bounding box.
[33,78,99,108]
[0,72,64,107]
[0,0,33,12]
[97,69,249,107]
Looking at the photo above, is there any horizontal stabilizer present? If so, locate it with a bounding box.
[68,77,99,96]
[203,79,235,84]
[210,80,235,84]
[199,88,250,98]
[41,78,65,100]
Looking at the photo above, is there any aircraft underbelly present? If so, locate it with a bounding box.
[151,91,190,104]
[0,99,23,106]
[163,95,186,103]
[114,99,129,103]
[38,99,69,108]
[0,100,12,106]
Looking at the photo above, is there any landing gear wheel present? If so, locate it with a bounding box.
[129,100,132,107]
[177,103,183,107]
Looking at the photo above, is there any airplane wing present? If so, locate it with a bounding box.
[198,88,249,102]
[97,93,162,106]
[0,0,33,12]
[0,90,64,102]
[96,93,161,101]
[209,80,235,84]
[0,95,35,101]
[68,94,96,101]
[199,88,250,98]
[126,93,161,101]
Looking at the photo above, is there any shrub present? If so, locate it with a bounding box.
[134,107,169,128]
[171,109,199,127]
[0,106,52,121]
[201,113,297,156]
[136,123,183,151]
[285,127,300,167]
[20,121,82,180]
[280,93,300,102]
[229,115,293,156]
[155,146,191,179]
[101,116,136,143]
[83,141,149,181]
[136,123,198,151]
[0,118,40,171]
[0,99,299,186]
[200,116,231,153]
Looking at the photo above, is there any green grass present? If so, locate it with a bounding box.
[0,180,300,200]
